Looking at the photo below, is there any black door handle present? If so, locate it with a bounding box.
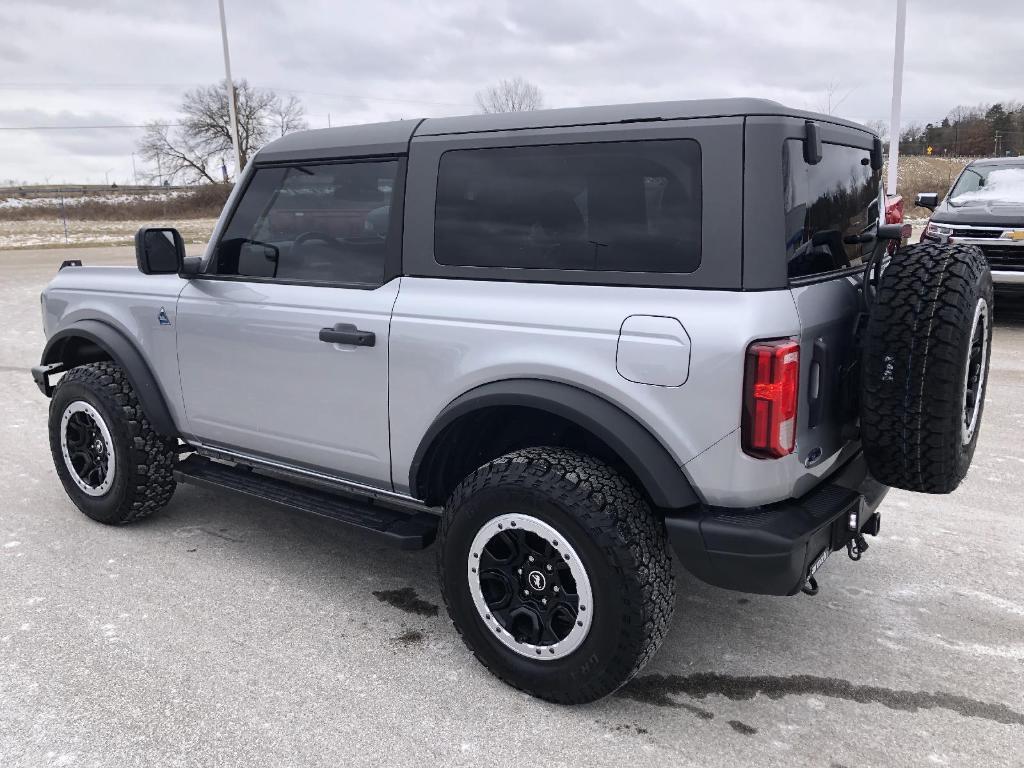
[319,323,375,347]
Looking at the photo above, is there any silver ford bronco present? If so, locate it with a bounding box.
[32,99,993,703]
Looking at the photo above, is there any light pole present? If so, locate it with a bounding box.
[886,0,907,197]
[218,0,243,179]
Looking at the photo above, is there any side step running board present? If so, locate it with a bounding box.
[173,455,438,550]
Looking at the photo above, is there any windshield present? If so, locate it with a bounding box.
[950,164,1024,205]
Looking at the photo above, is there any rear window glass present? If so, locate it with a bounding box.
[434,140,701,273]
[783,140,881,279]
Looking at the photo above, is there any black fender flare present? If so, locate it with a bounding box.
[409,379,699,509]
[39,320,178,436]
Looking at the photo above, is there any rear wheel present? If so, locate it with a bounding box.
[48,362,177,524]
[861,242,993,493]
[438,447,675,704]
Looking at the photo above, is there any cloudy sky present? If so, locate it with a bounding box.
[1,0,1020,184]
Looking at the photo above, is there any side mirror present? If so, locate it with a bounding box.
[180,256,203,276]
[134,227,185,275]
[915,192,939,211]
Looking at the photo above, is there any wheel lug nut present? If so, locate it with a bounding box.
[541,598,547,605]
[517,568,523,575]
[523,590,529,597]
[553,586,560,593]
[528,556,535,563]
[545,564,552,572]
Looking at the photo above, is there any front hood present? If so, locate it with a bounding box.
[931,199,1024,227]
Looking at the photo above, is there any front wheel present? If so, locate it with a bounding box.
[48,362,177,524]
[437,448,676,704]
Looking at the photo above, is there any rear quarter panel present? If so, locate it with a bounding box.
[388,278,809,505]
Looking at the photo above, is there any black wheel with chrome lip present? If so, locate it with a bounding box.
[469,513,593,660]
[438,447,676,704]
[60,401,116,497]
[48,362,177,524]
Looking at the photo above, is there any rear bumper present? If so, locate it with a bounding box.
[666,451,888,596]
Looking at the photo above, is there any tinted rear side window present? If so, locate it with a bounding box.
[783,140,881,279]
[434,140,701,273]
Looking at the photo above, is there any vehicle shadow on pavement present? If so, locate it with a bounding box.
[135,480,1024,735]
[66,479,1024,753]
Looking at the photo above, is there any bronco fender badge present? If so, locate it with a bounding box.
[158,307,171,326]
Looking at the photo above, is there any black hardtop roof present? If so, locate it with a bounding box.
[254,118,424,164]
[254,98,872,163]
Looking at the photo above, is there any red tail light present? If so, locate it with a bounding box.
[742,339,800,459]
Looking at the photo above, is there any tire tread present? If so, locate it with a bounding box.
[438,447,675,704]
[861,242,992,493]
[50,362,176,523]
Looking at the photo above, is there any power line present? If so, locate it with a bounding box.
[0,123,180,131]
[0,80,475,108]
[264,85,474,109]
[0,82,194,90]
[0,80,476,132]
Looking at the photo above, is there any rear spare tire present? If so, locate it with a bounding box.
[861,242,993,493]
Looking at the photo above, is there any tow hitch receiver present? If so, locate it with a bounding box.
[847,534,869,561]
[802,510,882,596]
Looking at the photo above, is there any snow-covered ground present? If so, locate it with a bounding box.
[0,189,187,210]
[0,218,217,249]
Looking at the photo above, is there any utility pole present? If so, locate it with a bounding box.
[218,0,243,178]
[131,152,138,186]
[886,0,907,197]
[58,186,68,244]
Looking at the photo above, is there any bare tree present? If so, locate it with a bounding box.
[864,119,889,142]
[267,93,308,138]
[900,122,926,144]
[138,79,307,183]
[475,77,544,113]
[819,79,854,115]
[946,104,986,125]
[138,122,220,184]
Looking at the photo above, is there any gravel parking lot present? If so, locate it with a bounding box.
[2,246,1023,768]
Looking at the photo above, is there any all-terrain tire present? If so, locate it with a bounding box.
[437,447,676,704]
[861,242,993,493]
[48,362,177,524]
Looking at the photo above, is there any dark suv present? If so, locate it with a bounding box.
[917,157,1024,289]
